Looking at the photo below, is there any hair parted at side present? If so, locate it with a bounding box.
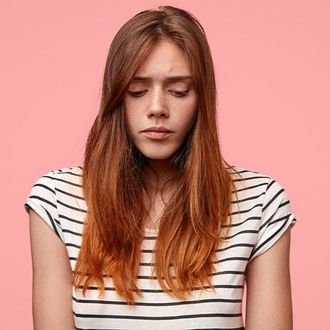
[73,5,242,305]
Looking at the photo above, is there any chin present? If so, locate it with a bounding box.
[137,146,180,161]
[141,152,175,160]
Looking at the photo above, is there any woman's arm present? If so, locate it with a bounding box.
[29,209,75,329]
[245,227,294,330]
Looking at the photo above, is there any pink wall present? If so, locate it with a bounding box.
[1,0,328,329]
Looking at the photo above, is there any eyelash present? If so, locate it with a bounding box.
[128,90,189,98]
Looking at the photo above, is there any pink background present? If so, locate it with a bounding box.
[1,1,329,329]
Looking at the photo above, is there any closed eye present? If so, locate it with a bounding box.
[171,90,189,97]
[127,90,189,98]
[127,91,146,97]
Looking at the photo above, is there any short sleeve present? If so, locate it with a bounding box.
[248,178,297,262]
[24,170,64,242]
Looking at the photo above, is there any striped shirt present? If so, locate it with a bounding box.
[24,165,297,330]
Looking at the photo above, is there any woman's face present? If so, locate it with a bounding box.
[123,40,197,162]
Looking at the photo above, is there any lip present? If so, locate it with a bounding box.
[142,131,172,140]
[142,126,173,133]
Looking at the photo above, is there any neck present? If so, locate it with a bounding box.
[143,159,178,193]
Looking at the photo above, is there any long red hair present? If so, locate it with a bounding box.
[73,5,242,304]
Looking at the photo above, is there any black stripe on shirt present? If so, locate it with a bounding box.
[72,296,242,306]
[72,311,243,320]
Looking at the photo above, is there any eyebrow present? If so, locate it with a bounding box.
[131,75,193,82]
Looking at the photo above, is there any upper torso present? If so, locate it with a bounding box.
[25,164,297,329]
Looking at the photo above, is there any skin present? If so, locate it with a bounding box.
[245,227,294,329]
[29,209,75,329]
[123,39,197,192]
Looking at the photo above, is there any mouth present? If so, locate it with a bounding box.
[142,131,172,140]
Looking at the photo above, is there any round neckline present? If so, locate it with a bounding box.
[144,227,159,234]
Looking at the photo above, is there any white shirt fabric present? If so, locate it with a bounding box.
[24,165,297,330]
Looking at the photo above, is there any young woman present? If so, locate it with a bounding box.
[24,5,297,330]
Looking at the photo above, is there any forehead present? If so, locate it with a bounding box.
[131,75,193,84]
[133,40,192,82]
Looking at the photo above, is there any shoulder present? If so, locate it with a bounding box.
[30,165,86,240]
[24,165,83,242]
[39,165,84,191]
[227,164,295,212]
[228,164,293,188]
[25,164,85,220]
[48,165,86,210]
[32,165,83,183]
[50,165,83,180]
[227,164,272,192]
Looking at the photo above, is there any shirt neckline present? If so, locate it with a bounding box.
[144,227,159,234]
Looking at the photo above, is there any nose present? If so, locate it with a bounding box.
[147,88,169,118]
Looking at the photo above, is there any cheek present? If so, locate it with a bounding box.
[123,105,139,132]
[176,107,197,133]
